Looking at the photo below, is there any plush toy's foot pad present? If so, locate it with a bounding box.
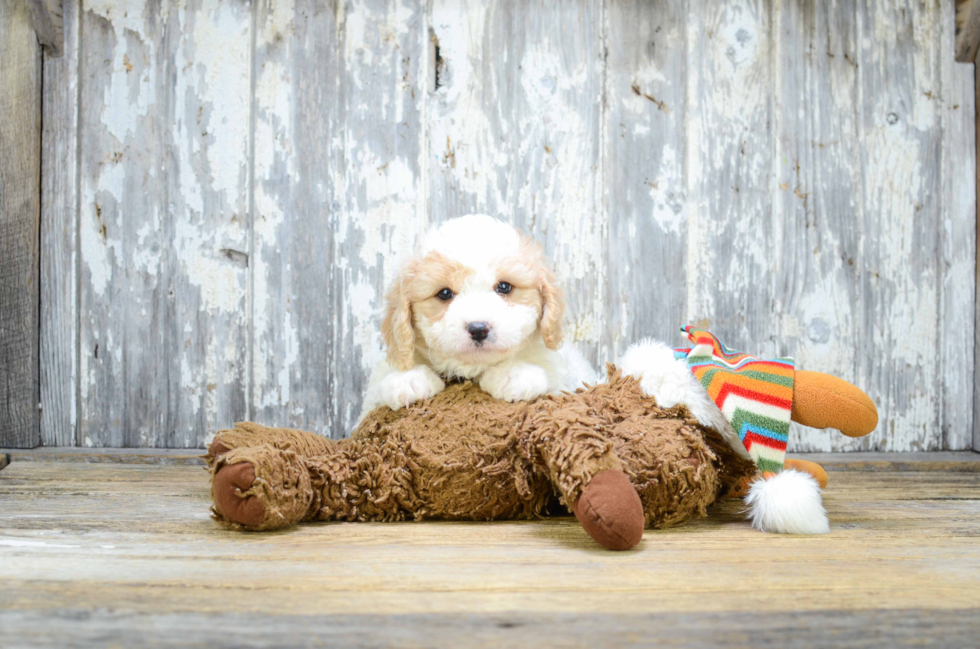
[212,462,266,527]
[573,470,644,551]
[791,370,878,437]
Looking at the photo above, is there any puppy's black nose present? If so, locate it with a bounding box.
[467,322,490,342]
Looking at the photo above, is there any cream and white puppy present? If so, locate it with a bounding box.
[361,215,596,415]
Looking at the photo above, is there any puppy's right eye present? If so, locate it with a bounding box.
[436,288,454,301]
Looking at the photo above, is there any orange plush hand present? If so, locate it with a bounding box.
[790,371,879,438]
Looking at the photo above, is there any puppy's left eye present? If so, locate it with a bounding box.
[495,281,513,295]
[436,288,454,301]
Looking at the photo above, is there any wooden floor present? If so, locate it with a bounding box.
[1,454,979,647]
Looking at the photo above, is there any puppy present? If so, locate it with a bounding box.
[361,214,596,415]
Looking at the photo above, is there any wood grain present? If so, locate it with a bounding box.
[771,0,863,452]
[427,0,605,366]
[602,0,687,358]
[39,0,79,447]
[35,0,978,450]
[957,0,980,62]
[2,608,978,648]
[2,446,206,465]
[684,0,777,357]
[1,462,979,646]
[26,0,64,58]
[250,0,427,437]
[77,1,251,447]
[849,0,946,451]
[249,0,344,436]
[0,1,42,449]
[942,2,979,450]
[801,451,980,472]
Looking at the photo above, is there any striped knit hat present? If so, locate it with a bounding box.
[673,326,795,475]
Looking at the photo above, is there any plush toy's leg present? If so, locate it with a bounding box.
[210,427,423,531]
[791,370,878,437]
[207,421,334,461]
[525,422,644,551]
[211,444,319,530]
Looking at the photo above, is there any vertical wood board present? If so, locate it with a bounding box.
[27,0,65,58]
[941,3,977,450]
[771,0,868,451]
[602,0,689,360]
[40,0,80,447]
[332,0,428,434]
[251,0,427,438]
[250,0,343,437]
[844,0,945,451]
[975,60,980,453]
[0,0,42,449]
[77,0,251,447]
[684,0,776,358]
[428,0,605,368]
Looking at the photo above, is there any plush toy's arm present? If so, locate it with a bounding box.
[791,370,878,437]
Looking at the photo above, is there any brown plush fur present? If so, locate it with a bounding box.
[207,367,757,532]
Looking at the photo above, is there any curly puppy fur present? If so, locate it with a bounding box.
[208,369,757,532]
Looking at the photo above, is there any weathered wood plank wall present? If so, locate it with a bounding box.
[975,58,979,453]
[1,1,43,448]
[37,0,976,451]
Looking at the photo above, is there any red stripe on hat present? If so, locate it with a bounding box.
[712,382,794,412]
[742,431,787,452]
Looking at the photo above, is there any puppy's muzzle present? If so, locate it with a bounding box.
[466,322,491,344]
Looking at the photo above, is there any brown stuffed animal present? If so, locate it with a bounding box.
[207,367,864,550]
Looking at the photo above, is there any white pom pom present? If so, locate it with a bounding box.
[744,469,830,535]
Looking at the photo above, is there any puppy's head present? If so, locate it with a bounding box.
[381,215,564,372]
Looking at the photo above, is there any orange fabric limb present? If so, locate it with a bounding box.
[791,370,878,438]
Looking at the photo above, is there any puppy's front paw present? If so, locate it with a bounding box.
[479,362,549,402]
[377,366,445,410]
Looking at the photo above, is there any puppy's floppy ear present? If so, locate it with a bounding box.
[381,260,418,371]
[539,266,565,350]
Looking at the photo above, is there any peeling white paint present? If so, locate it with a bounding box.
[348,153,419,269]
[348,279,383,375]
[646,144,684,235]
[251,1,298,415]
[78,203,115,298]
[190,6,251,204]
[63,0,975,451]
